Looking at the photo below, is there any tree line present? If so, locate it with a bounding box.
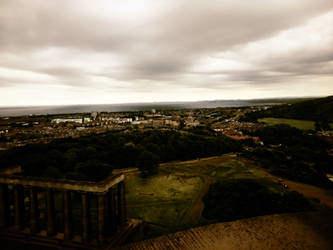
[244,124,333,187]
[0,129,241,181]
[240,96,333,127]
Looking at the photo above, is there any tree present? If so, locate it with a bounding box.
[202,179,312,222]
[74,160,112,181]
[315,119,331,131]
[136,151,160,177]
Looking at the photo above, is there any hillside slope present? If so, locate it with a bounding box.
[243,96,333,122]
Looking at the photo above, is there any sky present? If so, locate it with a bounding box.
[0,0,333,106]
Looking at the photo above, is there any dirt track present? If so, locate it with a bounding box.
[121,155,333,249]
[183,175,214,225]
[283,180,333,209]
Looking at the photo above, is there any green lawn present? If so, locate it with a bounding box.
[124,154,280,238]
[126,173,204,238]
[258,117,316,130]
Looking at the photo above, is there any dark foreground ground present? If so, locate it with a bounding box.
[118,208,333,250]
[2,208,333,249]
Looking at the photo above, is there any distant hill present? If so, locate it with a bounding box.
[242,96,333,122]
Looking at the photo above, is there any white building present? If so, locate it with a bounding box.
[51,118,83,124]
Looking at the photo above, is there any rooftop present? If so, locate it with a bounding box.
[118,209,333,250]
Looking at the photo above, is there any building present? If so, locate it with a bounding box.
[0,168,143,249]
[51,118,83,124]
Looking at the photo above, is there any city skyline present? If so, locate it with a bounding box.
[1,0,333,106]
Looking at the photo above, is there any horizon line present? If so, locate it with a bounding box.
[0,95,328,108]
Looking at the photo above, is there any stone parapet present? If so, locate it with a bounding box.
[0,171,142,249]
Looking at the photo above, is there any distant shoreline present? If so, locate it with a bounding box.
[0,97,312,117]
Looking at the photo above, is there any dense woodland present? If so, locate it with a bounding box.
[202,179,313,222]
[244,124,333,187]
[0,124,332,187]
[202,105,332,222]
[0,129,241,180]
[1,96,332,188]
[241,96,333,125]
[238,96,333,186]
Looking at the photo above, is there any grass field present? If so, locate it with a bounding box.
[124,154,281,238]
[126,172,205,237]
[258,117,316,130]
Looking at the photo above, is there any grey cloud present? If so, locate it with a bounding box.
[0,0,333,98]
[113,0,333,81]
[256,47,333,80]
[37,66,86,79]
[0,1,132,53]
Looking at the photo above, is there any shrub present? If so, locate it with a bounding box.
[202,179,312,222]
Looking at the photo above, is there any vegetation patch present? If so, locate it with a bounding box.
[125,155,284,237]
[202,179,313,222]
[126,174,204,204]
[245,124,333,186]
[241,96,333,123]
[258,117,315,130]
[0,130,241,180]
[125,172,204,237]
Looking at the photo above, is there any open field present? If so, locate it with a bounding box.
[258,117,316,130]
[126,174,204,236]
[124,154,284,238]
[258,117,333,130]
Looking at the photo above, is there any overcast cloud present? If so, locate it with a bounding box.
[0,0,333,106]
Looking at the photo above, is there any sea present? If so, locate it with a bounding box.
[0,99,288,117]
